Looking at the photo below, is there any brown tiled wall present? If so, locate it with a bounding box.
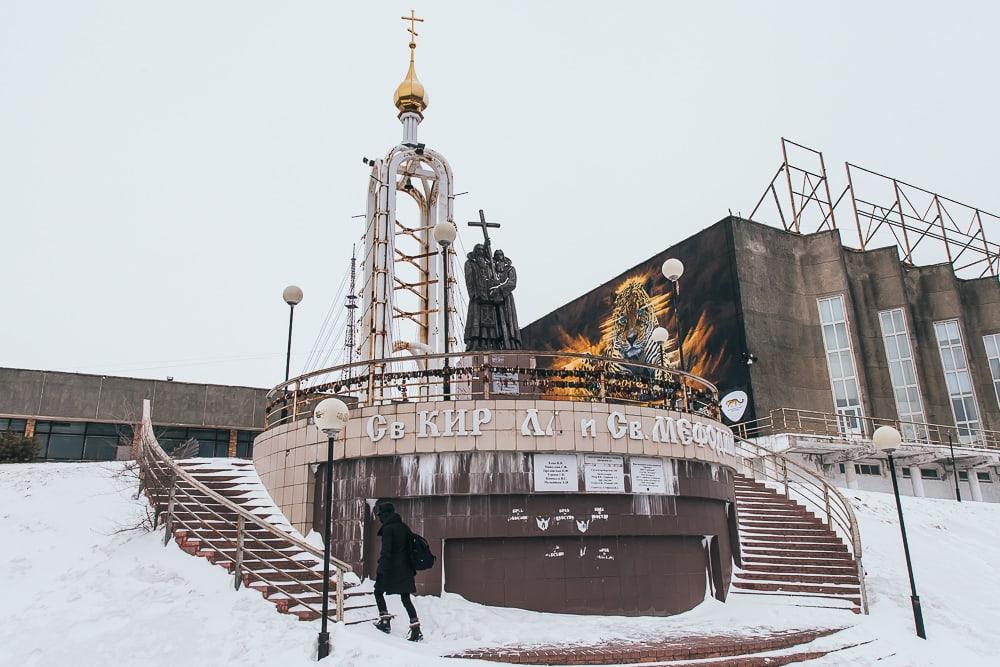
[320,452,735,615]
[444,535,708,615]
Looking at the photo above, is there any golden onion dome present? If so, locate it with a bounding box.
[393,44,428,115]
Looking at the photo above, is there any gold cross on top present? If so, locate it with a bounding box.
[401,9,424,45]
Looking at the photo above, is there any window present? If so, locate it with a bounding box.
[902,468,911,478]
[978,471,993,483]
[920,468,939,480]
[984,333,1000,409]
[838,463,881,476]
[878,309,927,440]
[33,421,132,461]
[959,471,969,481]
[236,431,257,458]
[934,320,981,443]
[0,418,27,433]
[153,426,233,458]
[818,295,864,434]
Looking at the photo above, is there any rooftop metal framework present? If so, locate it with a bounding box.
[750,138,1000,279]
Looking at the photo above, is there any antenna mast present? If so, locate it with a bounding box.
[342,245,359,379]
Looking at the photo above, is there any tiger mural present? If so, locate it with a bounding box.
[608,279,663,376]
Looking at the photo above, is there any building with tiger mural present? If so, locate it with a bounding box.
[522,215,1000,502]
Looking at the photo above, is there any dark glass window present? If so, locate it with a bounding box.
[83,436,118,461]
[47,434,85,459]
[34,421,53,434]
[50,422,86,434]
[0,418,27,433]
[978,471,993,483]
[33,433,50,458]
[959,471,969,481]
[919,468,939,480]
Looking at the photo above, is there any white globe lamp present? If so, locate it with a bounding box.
[432,221,457,247]
[662,258,684,282]
[873,425,902,453]
[314,397,350,436]
[282,285,304,306]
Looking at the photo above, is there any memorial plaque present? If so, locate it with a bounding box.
[584,454,625,493]
[533,453,579,492]
[492,371,520,395]
[629,457,668,494]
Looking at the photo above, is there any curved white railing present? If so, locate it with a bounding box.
[734,434,869,614]
[135,401,353,622]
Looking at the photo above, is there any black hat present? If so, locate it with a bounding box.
[376,502,395,519]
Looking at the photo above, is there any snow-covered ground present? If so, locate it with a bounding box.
[0,462,998,666]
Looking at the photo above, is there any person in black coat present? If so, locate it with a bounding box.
[373,502,422,641]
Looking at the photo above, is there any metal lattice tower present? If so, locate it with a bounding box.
[342,245,359,380]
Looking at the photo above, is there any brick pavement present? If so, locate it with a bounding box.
[448,628,843,665]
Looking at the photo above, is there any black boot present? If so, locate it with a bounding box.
[374,615,392,634]
[407,621,423,642]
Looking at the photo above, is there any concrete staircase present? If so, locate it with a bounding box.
[144,457,377,625]
[732,474,863,613]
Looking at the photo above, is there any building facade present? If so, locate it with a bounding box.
[522,216,1000,499]
[0,367,268,460]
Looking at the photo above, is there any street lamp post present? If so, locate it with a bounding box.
[650,326,668,367]
[282,285,304,382]
[313,397,350,660]
[432,222,457,400]
[661,258,685,372]
[650,326,669,408]
[874,425,927,639]
[947,434,962,502]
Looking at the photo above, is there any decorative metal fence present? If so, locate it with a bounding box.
[736,407,1000,452]
[265,351,720,428]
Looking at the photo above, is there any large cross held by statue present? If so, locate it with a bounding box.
[467,209,501,253]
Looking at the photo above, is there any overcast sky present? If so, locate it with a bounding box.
[2,1,998,389]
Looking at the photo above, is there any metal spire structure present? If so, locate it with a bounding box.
[358,11,458,373]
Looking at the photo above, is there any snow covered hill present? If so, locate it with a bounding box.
[0,462,998,666]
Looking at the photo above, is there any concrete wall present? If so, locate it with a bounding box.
[730,218,1000,432]
[956,276,1000,431]
[731,219,871,418]
[0,367,268,429]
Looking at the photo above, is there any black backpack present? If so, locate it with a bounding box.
[408,532,436,571]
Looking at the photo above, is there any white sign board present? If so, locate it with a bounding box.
[533,453,579,492]
[583,455,625,493]
[630,457,668,494]
[720,390,749,423]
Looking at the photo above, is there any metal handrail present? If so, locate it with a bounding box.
[135,403,352,622]
[734,434,869,614]
[736,407,1000,452]
[265,350,721,428]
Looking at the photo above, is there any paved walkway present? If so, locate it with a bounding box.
[447,628,843,665]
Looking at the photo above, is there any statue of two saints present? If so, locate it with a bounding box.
[463,244,521,351]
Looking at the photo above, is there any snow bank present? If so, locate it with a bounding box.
[1,463,998,666]
[819,489,1000,666]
